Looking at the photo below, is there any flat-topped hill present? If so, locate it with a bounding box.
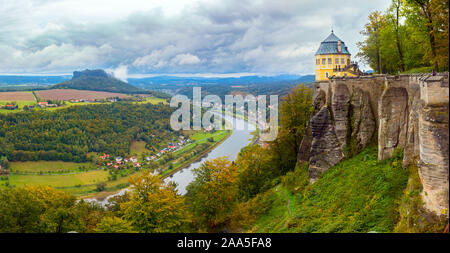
[53,69,145,94]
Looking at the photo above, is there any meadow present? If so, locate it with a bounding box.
[10,161,93,174]
[8,169,109,188]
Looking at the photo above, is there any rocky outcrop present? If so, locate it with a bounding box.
[349,88,376,154]
[418,105,449,214]
[378,87,409,160]
[303,73,449,215]
[308,106,344,183]
[331,83,350,147]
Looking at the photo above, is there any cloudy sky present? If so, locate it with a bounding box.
[0,0,390,78]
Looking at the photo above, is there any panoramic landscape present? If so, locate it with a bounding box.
[0,0,448,241]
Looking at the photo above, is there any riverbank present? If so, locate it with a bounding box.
[82,129,232,201]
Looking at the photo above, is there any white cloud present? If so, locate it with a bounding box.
[107,65,128,82]
[171,53,201,65]
[0,0,392,75]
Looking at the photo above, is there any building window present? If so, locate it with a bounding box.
[325,72,329,78]
[328,58,332,65]
[322,58,326,65]
[341,58,345,64]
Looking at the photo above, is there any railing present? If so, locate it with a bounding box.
[333,63,370,76]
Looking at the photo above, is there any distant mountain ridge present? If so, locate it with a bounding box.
[53,69,145,94]
[128,74,314,89]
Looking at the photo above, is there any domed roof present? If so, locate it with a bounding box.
[315,31,351,55]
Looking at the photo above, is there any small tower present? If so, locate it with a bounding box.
[314,30,359,81]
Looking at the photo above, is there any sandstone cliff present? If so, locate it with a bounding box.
[299,73,449,215]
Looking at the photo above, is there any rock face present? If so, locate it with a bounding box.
[418,105,449,214]
[308,106,344,183]
[378,87,409,160]
[350,88,375,153]
[302,73,449,215]
[331,83,350,147]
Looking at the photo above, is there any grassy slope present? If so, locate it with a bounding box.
[248,146,410,233]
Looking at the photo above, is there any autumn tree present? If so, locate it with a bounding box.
[0,186,80,233]
[120,172,192,233]
[234,145,276,200]
[268,84,313,175]
[95,216,136,233]
[186,157,238,232]
[357,11,386,73]
[358,0,449,73]
[405,0,449,71]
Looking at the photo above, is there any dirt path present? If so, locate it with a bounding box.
[276,186,292,217]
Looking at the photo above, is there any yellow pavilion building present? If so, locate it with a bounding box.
[315,30,362,81]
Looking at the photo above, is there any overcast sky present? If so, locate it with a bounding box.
[0,0,390,78]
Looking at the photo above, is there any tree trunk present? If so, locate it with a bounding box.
[420,2,439,71]
[395,2,405,72]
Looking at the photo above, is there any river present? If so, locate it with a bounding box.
[91,113,255,205]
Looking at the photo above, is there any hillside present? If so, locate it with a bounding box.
[53,69,145,94]
[243,146,447,233]
[128,74,315,98]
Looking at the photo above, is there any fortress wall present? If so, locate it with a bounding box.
[304,72,449,215]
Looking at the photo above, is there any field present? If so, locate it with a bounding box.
[10,161,93,174]
[130,141,148,156]
[8,170,109,188]
[34,89,131,101]
[0,91,35,101]
[135,96,167,104]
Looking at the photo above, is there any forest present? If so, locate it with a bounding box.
[0,102,178,163]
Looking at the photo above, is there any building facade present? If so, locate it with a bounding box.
[315,31,360,81]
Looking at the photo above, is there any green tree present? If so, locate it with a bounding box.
[0,186,80,233]
[121,172,191,233]
[268,84,313,175]
[235,145,275,200]
[357,11,386,73]
[95,216,136,233]
[186,157,238,232]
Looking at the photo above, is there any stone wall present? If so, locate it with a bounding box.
[300,72,449,215]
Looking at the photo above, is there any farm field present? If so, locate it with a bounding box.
[0,91,37,113]
[135,96,167,104]
[34,89,131,101]
[10,161,93,174]
[130,141,148,156]
[0,91,35,101]
[8,169,109,188]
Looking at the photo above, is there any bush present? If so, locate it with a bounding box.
[96,182,106,192]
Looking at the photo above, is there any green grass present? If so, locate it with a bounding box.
[10,161,93,174]
[7,170,109,188]
[0,100,37,114]
[130,141,148,156]
[400,66,434,74]
[249,146,410,233]
[135,97,167,105]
